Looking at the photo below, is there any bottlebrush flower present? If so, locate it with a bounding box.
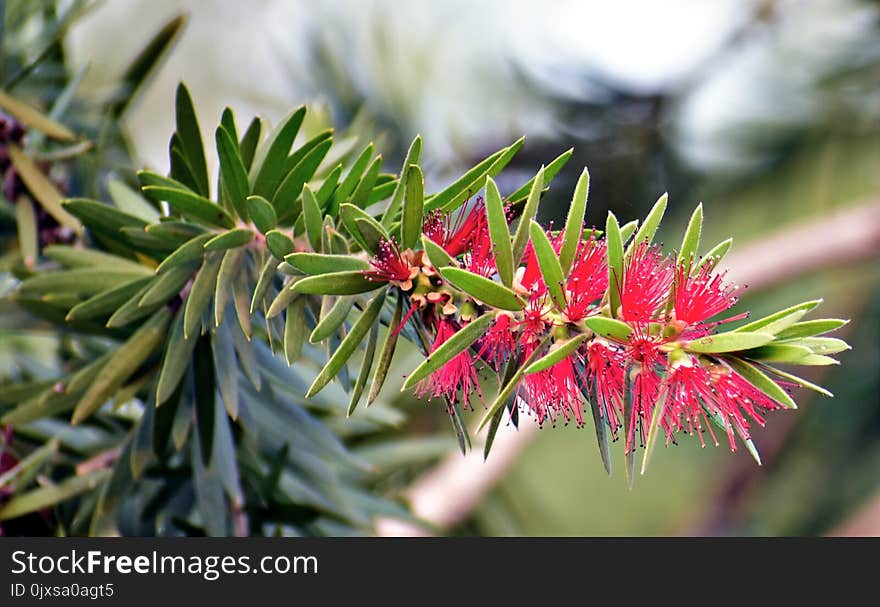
[619,240,674,324]
[563,236,608,322]
[415,317,482,408]
[422,198,488,257]
[477,313,516,370]
[584,339,626,438]
[673,258,742,328]
[363,237,419,290]
[517,342,584,427]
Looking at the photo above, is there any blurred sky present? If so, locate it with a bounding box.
[65,0,878,174]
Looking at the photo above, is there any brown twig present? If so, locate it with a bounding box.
[375,199,880,536]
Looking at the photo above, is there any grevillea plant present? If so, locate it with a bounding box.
[0,81,850,534]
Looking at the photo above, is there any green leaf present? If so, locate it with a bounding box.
[66,276,153,321]
[677,203,703,265]
[111,15,186,118]
[484,177,514,287]
[251,106,306,198]
[272,138,333,222]
[265,229,296,259]
[72,309,171,424]
[684,332,774,354]
[696,237,732,270]
[421,235,456,269]
[106,281,163,328]
[292,271,382,295]
[582,316,633,342]
[44,245,151,274]
[15,197,38,270]
[0,469,110,521]
[351,155,383,209]
[310,296,355,343]
[315,164,343,210]
[623,369,635,490]
[145,221,206,243]
[283,297,307,365]
[216,125,250,221]
[402,314,494,390]
[726,357,797,409]
[507,148,572,203]
[759,365,833,398]
[302,185,323,252]
[586,386,612,476]
[266,280,300,319]
[156,311,198,404]
[307,290,387,397]
[528,221,566,309]
[619,220,639,244]
[155,233,213,272]
[511,166,544,264]
[331,144,374,214]
[742,344,813,363]
[559,167,590,274]
[203,228,253,251]
[8,145,80,231]
[348,321,379,416]
[781,337,850,355]
[247,195,277,233]
[107,178,160,222]
[0,90,75,141]
[524,334,588,374]
[284,252,369,274]
[368,295,404,405]
[626,192,667,257]
[19,268,146,297]
[484,360,519,460]
[138,262,197,307]
[606,212,624,318]
[193,336,216,465]
[775,319,849,339]
[249,257,276,314]
[214,247,245,326]
[184,252,223,338]
[339,203,388,253]
[137,169,194,192]
[401,164,425,249]
[142,186,234,228]
[174,83,210,197]
[733,300,821,334]
[791,354,840,366]
[382,135,422,227]
[640,385,669,476]
[438,267,523,311]
[239,117,262,171]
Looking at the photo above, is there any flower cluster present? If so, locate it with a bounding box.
[361,186,846,463]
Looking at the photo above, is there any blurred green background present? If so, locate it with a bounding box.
[5,0,880,535]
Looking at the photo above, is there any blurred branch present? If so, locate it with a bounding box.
[375,199,880,536]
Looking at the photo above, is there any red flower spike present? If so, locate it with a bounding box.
[564,236,608,322]
[477,313,516,370]
[619,241,674,324]
[584,340,626,438]
[422,198,489,258]
[625,332,667,452]
[415,318,482,408]
[673,258,741,326]
[517,344,584,427]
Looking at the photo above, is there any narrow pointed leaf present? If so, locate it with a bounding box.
[307,290,387,397]
[511,166,544,263]
[293,271,381,296]
[528,221,566,309]
[582,316,633,342]
[348,321,379,416]
[775,319,849,339]
[606,212,623,318]
[421,235,456,269]
[107,178,160,222]
[684,332,774,354]
[0,91,75,141]
[72,309,170,424]
[8,145,80,231]
[247,194,276,233]
[175,83,210,196]
[484,177,514,287]
[696,238,732,270]
[310,296,355,343]
[438,267,523,311]
[265,229,296,259]
[184,252,223,338]
[302,185,323,251]
[402,314,494,390]
[214,247,245,326]
[507,148,572,203]
[283,297,306,365]
[156,311,198,404]
[678,203,703,265]
[216,125,250,220]
[66,276,152,321]
[251,106,306,198]
[155,233,213,272]
[734,300,822,334]
[284,252,369,274]
[203,228,253,251]
[368,295,404,405]
[401,164,425,249]
[138,262,197,307]
[626,192,667,257]
[142,186,234,228]
[477,334,550,431]
[559,167,590,274]
[523,334,588,375]
[382,135,422,227]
